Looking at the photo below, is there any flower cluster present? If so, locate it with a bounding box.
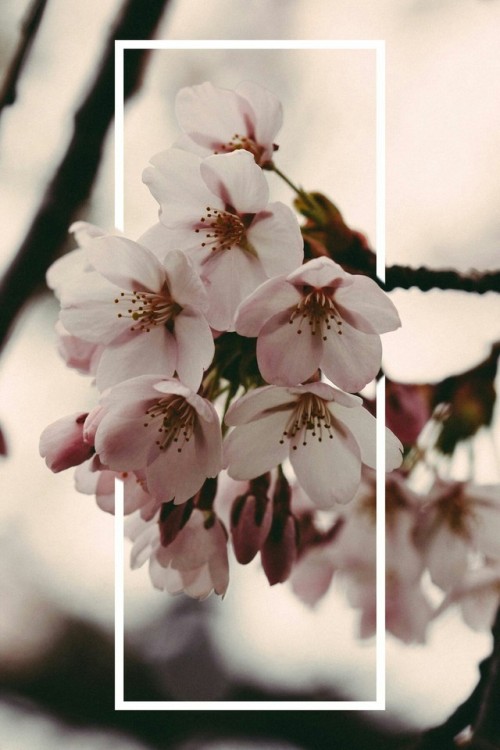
[40,81,407,608]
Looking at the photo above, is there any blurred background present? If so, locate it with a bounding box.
[1,0,500,748]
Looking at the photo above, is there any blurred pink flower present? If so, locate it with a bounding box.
[174,81,282,166]
[74,460,158,519]
[91,376,222,504]
[40,412,94,473]
[235,257,401,391]
[224,382,403,508]
[419,479,500,591]
[128,508,229,599]
[143,148,303,331]
[386,380,431,446]
[60,237,214,392]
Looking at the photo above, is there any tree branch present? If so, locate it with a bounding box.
[0,0,171,353]
[385,265,500,294]
[0,0,49,115]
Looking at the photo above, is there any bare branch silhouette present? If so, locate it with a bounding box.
[0,0,171,353]
[0,0,49,116]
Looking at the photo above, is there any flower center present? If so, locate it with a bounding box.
[143,396,196,453]
[279,393,336,449]
[289,287,343,340]
[194,206,246,253]
[115,288,182,333]
[214,133,265,164]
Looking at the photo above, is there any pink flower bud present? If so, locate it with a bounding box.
[39,412,93,473]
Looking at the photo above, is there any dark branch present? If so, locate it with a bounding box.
[0,0,170,353]
[0,0,49,115]
[385,265,500,294]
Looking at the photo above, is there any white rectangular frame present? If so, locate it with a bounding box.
[113,39,386,711]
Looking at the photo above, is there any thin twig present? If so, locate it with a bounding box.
[0,0,49,116]
[0,0,170,353]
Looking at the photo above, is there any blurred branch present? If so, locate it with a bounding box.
[0,0,49,116]
[385,265,500,294]
[0,0,170,353]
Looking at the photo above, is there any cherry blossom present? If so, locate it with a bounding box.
[54,320,103,376]
[39,412,94,473]
[235,256,401,391]
[224,382,403,508]
[174,81,282,166]
[418,479,500,591]
[91,375,222,505]
[59,237,214,391]
[46,221,109,299]
[143,148,303,331]
[74,460,158,519]
[127,507,229,599]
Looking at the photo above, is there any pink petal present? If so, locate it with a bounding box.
[287,257,350,288]
[225,385,293,426]
[334,276,401,334]
[143,148,220,226]
[257,308,324,385]
[426,527,468,590]
[290,427,362,507]
[175,82,251,150]
[59,273,131,344]
[224,414,289,479]
[330,402,403,472]
[163,250,208,310]
[319,321,382,392]
[201,244,268,331]
[236,81,283,156]
[234,276,300,337]
[86,236,166,293]
[247,202,303,277]
[174,311,214,391]
[200,151,269,213]
[95,327,177,391]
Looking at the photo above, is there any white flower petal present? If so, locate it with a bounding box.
[86,236,166,292]
[234,276,300,337]
[246,202,303,276]
[224,413,289,479]
[174,311,214,392]
[95,327,177,391]
[335,275,401,334]
[200,151,269,213]
[143,148,219,226]
[290,426,362,507]
[320,320,382,392]
[256,309,323,385]
[225,385,293,426]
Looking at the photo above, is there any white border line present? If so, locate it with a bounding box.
[114,39,386,711]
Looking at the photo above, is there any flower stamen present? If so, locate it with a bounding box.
[279,393,335,449]
[143,396,196,453]
[289,288,343,340]
[115,288,182,332]
[194,206,246,253]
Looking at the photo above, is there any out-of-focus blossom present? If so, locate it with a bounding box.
[74,460,158,518]
[224,382,403,508]
[54,320,103,376]
[39,412,94,472]
[235,257,401,391]
[418,479,500,591]
[450,566,500,631]
[289,541,337,607]
[385,380,431,446]
[60,238,214,392]
[90,375,222,505]
[128,507,229,599]
[143,148,303,331]
[174,81,282,166]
